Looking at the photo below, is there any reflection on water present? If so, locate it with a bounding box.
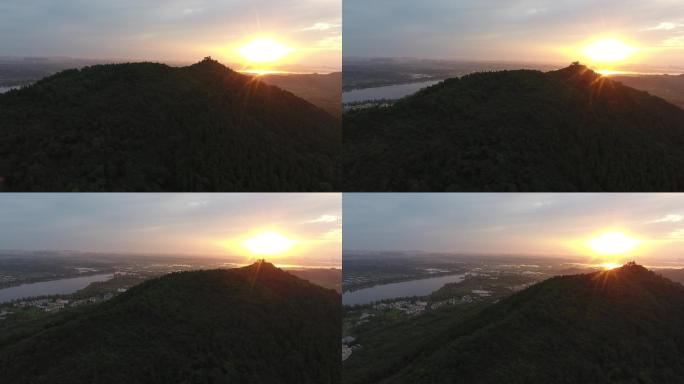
[343,273,466,306]
[0,273,113,303]
[342,80,441,103]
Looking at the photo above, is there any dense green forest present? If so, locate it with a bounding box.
[344,63,684,191]
[0,58,340,191]
[344,263,684,384]
[0,261,341,384]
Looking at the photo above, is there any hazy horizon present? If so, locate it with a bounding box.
[0,193,341,267]
[344,0,684,72]
[344,193,684,266]
[0,0,341,71]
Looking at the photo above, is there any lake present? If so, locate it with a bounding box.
[343,273,466,306]
[342,80,441,103]
[0,273,113,303]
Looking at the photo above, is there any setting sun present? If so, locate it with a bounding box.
[588,232,641,256]
[599,262,622,270]
[583,39,637,63]
[238,39,292,63]
[243,231,296,256]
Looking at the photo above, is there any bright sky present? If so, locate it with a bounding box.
[344,0,684,70]
[0,193,341,267]
[344,194,684,265]
[0,0,341,71]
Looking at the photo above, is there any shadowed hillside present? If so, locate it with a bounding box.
[0,58,340,192]
[0,261,341,384]
[344,63,684,191]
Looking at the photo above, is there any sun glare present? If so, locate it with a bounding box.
[600,262,621,270]
[243,231,296,256]
[238,39,292,63]
[583,39,637,63]
[588,232,641,256]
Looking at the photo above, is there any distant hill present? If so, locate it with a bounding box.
[260,72,341,118]
[0,261,341,383]
[613,74,684,110]
[0,58,340,191]
[656,267,684,285]
[344,63,684,191]
[346,263,684,383]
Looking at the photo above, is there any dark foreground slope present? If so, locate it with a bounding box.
[344,63,684,191]
[0,58,340,191]
[0,262,341,384]
[350,263,684,384]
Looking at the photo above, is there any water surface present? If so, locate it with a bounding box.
[0,273,113,303]
[343,273,466,306]
[342,80,441,103]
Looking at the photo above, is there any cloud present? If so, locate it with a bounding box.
[0,0,341,68]
[321,228,342,241]
[662,36,684,47]
[315,35,342,50]
[301,22,340,31]
[0,193,341,264]
[307,214,340,223]
[343,0,684,65]
[650,214,683,223]
[644,22,684,31]
[667,229,684,240]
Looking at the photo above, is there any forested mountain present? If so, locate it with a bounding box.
[0,58,340,191]
[345,263,684,384]
[613,74,684,109]
[0,261,341,384]
[344,63,684,191]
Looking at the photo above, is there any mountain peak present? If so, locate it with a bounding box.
[243,259,280,272]
[597,261,652,279]
[550,61,602,83]
[189,56,234,73]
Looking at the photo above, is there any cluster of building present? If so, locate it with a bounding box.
[9,292,117,314]
[342,101,394,112]
[373,299,429,315]
[372,292,491,314]
[430,294,479,309]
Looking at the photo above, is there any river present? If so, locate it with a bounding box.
[342,80,441,103]
[342,273,466,306]
[0,273,113,303]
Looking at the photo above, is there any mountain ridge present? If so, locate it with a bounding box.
[359,262,684,384]
[0,261,341,383]
[344,63,684,191]
[0,57,340,191]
